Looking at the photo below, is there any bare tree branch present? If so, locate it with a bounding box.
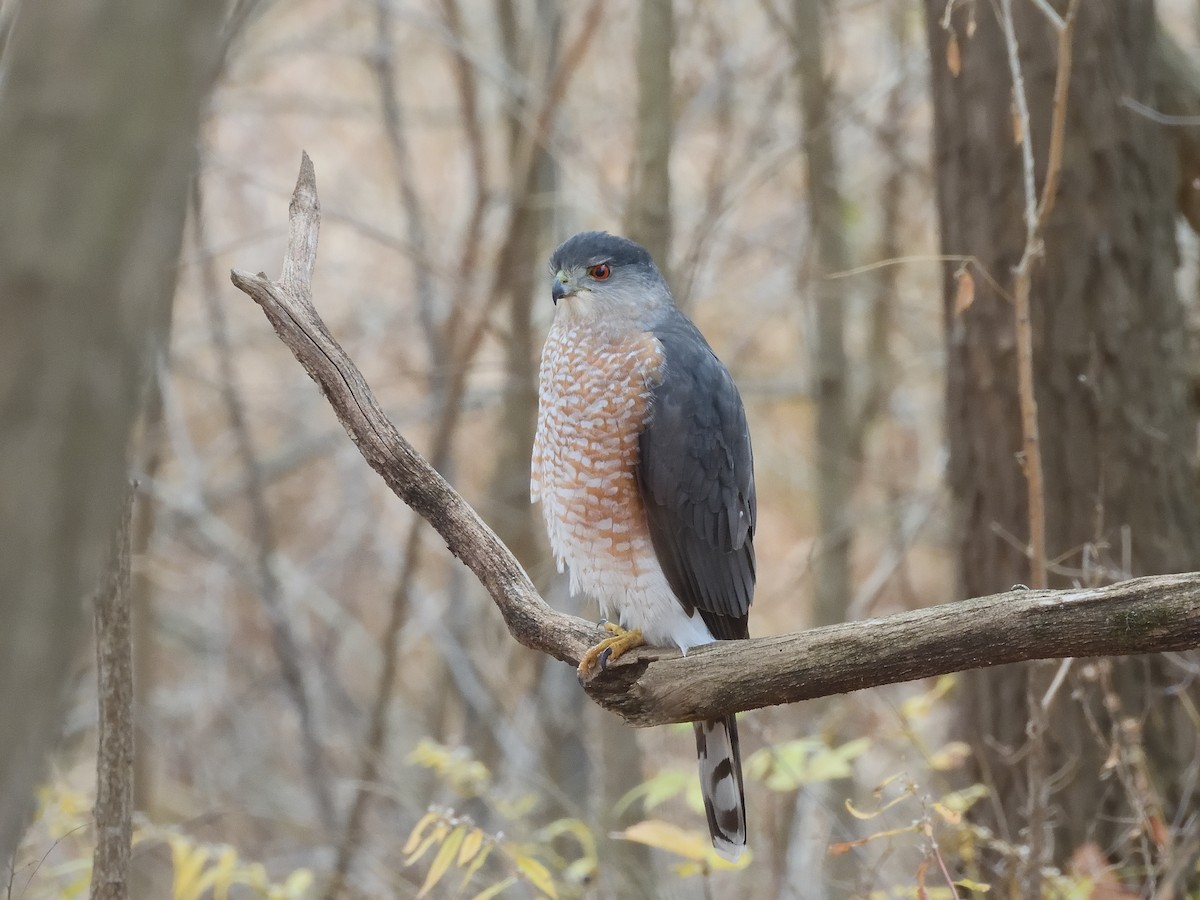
[230,155,1200,730]
[91,486,134,900]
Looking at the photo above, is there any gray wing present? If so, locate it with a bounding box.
[637,313,756,641]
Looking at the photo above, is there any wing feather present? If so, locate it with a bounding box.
[637,313,756,642]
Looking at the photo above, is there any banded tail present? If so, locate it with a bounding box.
[693,715,747,861]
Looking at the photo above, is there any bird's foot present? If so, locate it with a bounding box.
[577,623,644,683]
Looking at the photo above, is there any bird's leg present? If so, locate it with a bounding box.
[577,622,644,682]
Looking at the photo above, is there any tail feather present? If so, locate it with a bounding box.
[693,715,747,861]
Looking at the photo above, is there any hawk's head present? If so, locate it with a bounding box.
[548,231,672,327]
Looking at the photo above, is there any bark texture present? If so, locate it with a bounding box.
[0,0,221,865]
[926,0,1200,873]
[91,490,134,900]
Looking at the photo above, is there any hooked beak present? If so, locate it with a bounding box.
[551,270,573,305]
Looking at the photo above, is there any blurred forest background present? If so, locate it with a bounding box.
[9,0,1200,897]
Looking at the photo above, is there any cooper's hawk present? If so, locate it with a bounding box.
[531,231,756,861]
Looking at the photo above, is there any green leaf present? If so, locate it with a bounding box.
[806,737,871,783]
[614,769,691,816]
[938,784,989,814]
[750,737,869,791]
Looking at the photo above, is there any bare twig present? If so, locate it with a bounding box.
[997,0,1081,890]
[231,155,1200,729]
[826,254,1012,303]
[1028,0,1064,32]
[91,487,135,900]
[999,0,1042,591]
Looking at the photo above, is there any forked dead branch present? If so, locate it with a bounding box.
[230,154,1200,729]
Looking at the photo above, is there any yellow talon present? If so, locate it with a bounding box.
[577,624,644,682]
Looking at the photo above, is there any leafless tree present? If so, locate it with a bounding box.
[0,0,222,866]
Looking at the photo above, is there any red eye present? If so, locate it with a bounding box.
[588,263,611,280]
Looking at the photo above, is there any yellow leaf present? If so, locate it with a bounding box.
[281,869,315,897]
[459,841,493,892]
[212,845,240,900]
[470,876,518,900]
[458,827,485,866]
[955,878,991,892]
[899,675,957,720]
[535,817,597,879]
[932,802,961,825]
[495,791,537,820]
[929,741,972,772]
[946,32,961,77]
[170,836,210,900]
[611,819,750,872]
[612,819,709,863]
[845,789,910,820]
[938,784,989,814]
[403,810,441,856]
[241,863,269,890]
[417,825,466,898]
[535,817,596,858]
[407,739,491,796]
[404,820,450,867]
[515,855,558,899]
[562,856,597,885]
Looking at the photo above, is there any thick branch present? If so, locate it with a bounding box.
[231,155,1200,728]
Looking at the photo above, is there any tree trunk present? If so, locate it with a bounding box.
[0,0,221,865]
[91,489,134,900]
[624,0,673,277]
[796,0,853,627]
[926,0,1200,882]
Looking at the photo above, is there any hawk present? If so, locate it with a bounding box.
[531,231,756,861]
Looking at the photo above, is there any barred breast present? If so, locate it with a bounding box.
[531,323,717,650]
